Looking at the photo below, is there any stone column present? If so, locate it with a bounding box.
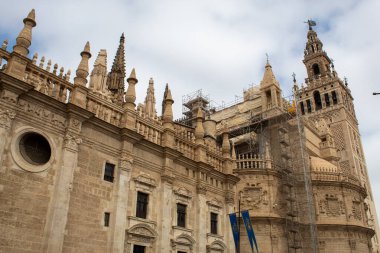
[159,175,174,252]
[44,117,82,253]
[0,109,16,168]
[196,185,207,253]
[111,151,133,253]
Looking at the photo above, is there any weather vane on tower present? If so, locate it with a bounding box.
[304,19,317,30]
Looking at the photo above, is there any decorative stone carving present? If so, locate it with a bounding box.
[174,187,193,203]
[1,90,18,104]
[241,183,269,209]
[63,133,82,151]
[0,108,16,129]
[134,173,157,192]
[351,198,363,221]
[171,233,196,252]
[119,152,133,171]
[206,240,226,253]
[197,184,207,195]
[18,99,65,127]
[319,194,345,216]
[68,118,81,132]
[207,198,223,212]
[127,223,158,245]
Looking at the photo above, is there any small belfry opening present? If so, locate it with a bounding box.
[312,63,320,76]
[313,90,322,110]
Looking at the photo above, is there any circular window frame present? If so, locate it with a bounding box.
[11,127,55,173]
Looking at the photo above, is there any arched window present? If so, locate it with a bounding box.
[306,99,312,113]
[312,64,320,76]
[332,91,338,104]
[300,101,305,115]
[324,93,330,107]
[313,90,322,110]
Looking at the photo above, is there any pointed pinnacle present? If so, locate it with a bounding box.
[80,41,91,57]
[149,77,154,84]
[24,9,36,27]
[165,84,173,101]
[120,33,125,43]
[127,68,138,83]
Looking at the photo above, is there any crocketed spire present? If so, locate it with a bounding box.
[162,84,174,126]
[107,33,126,94]
[89,49,107,92]
[144,78,157,118]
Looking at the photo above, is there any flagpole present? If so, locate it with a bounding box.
[238,191,241,253]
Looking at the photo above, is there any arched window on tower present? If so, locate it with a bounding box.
[300,101,305,115]
[324,93,330,107]
[306,99,312,113]
[332,91,338,104]
[312,64,320,76]
[313,90,322,110]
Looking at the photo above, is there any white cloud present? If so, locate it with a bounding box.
[1,0,380,220]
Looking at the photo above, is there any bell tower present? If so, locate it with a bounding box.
[296,20,380,251]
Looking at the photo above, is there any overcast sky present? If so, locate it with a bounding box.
[1,0,380,217]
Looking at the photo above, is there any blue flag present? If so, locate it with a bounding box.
[241,210,258,253]
[228,213,239,252]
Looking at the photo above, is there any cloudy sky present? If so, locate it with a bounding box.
[1,0,380,215]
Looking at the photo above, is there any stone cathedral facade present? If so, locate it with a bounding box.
[0,9,379,253]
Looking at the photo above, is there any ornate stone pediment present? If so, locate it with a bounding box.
[206,240,226,253]
[207,198,223,212]
[127,223,158,244]
[134,173,157,192]
[174,187,193,203]
[171,233,196,251]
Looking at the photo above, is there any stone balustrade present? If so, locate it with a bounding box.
[236,153,267,169]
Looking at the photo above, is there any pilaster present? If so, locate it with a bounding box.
[0,108,16,168]
[44,105,91,253]
[111,150,133,253]
[196,184,207,253]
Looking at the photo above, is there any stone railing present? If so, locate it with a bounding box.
[206,150,223,172]
[236,153,266,169]
[311,171,361,186]
[175,138,195,160]
[135,117,162,145]
[24,55,73,103]
[86,93,123,127]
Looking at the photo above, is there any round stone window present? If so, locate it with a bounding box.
[19,132,51,165]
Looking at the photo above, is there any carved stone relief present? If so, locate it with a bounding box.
[18,99,65,128]
[63,133,82,151]
[241,183,268,209]
[173,187,193,204]
[0,108,16,129]
[319,194,345,216]
[134,173,157,192]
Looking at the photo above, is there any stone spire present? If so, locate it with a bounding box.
[74,42,91,86]
[162,84,174,127]
[260,59,282,111]
[124,68,138,109]
[89,49,108,93]
[13,9,36,56]
[194,108,205,144]
[107,33,126,94]
[260,60,280,88]
[144,78,157,118]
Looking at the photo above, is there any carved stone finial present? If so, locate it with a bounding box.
[13,9,37,56]
[32,53,38,64]
[46,59,52,71]
[124,68,138,109]
[144,78,157,118]
[74,41,92,86]
[39,56,45,68]
[1,39,8,50]
[53,63,58,75]
[162,84,174,125]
